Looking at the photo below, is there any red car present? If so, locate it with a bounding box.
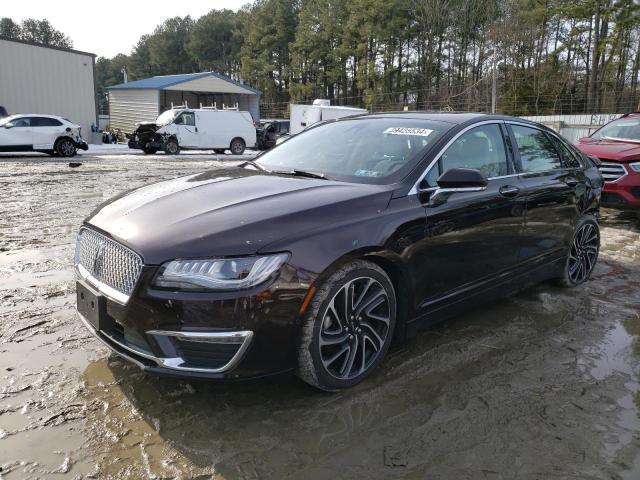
[576,113,640,212]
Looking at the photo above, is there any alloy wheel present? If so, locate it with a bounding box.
[58,139,75,157]
[568,222,599,284]
[319,277,391,380]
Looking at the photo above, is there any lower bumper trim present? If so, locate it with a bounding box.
[77,310,253,374]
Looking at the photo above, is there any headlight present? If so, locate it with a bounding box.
[152,253,289,291]
[629,162,640,172]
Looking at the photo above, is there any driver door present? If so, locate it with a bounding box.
[174,112,199,148]
[411,122,525,312]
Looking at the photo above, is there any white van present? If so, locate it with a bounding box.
[127,106,257,155]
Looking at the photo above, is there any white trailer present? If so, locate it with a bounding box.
[289,99,367,134]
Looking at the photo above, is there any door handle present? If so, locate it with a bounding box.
[499,185,520,197]
[565,178,578,187]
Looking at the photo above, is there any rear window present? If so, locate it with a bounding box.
[31,117,62,127]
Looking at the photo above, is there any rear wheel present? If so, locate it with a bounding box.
[558,215,600,287]
[164,138,180,155]
[230,138,246,155]
[297,260,396,391]
[56,138,76,157]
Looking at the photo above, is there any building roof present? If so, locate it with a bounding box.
[0,36,96,57]
[107,71,261,95]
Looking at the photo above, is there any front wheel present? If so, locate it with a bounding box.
[297,260,396,391]
[142,146,158,155]
[558,215,600,287]
[230,138,245,155]
[56,138,76,157]
[164,138,180,155]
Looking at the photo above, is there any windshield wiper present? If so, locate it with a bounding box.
[239,160,269,172]
[272,169,329,180]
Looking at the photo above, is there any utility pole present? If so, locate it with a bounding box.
[491,53,497,114]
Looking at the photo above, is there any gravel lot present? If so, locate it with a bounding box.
[1,152,639,479]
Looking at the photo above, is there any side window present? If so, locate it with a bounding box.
[12,117,31,127]
[179,112,195,126]
[547,133,581,168]
[511,125,563,173]
[31,117,62,127]
[440,124,509,178]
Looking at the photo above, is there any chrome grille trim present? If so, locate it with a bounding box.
[598,161,627,183]
[74,228,143,304]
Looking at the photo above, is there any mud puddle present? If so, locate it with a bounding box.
[1,156,640,479]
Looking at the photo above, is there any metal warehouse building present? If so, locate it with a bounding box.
[0,37,97,136]
[107,72,261,134]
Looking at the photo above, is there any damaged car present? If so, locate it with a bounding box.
[76,113,602,391]
[126,107,256,155]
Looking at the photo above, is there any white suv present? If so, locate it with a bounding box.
[0,114,88,157]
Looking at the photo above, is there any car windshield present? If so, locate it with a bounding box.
[256,118,449,184]
[156,110,177,126]
[592,117,640,142]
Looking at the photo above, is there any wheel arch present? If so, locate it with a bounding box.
[308,247,413,345]
[230,136,246,147]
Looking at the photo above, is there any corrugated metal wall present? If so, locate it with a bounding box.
[0,39,97,138]
[108,89,159,134]
[160,91,260,121]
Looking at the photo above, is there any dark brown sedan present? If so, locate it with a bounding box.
[75,113,603,391]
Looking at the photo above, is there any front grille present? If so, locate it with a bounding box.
[75,228,143,298]
[598,161,627,183]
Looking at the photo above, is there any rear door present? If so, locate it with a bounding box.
[506,123,582,264]
[412,122,525,311]
[31,117,63,148]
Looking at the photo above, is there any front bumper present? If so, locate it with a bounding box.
[77,308,254,377]
[75,140,89,151]
[75,263,309,379]
[602,167,640,209]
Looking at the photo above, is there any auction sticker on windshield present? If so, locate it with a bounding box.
[384,127,433,136]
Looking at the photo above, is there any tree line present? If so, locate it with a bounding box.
[0,17,73,49]
[4,1,640,116]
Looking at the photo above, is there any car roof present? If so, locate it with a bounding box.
[341,111,543,127]
[9,113,67,120]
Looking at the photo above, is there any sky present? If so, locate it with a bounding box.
[2,0,249,58]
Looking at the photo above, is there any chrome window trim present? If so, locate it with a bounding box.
[410,120,506,195]
[78,310,254,374]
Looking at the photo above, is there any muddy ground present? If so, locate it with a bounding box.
[0,153,639,479]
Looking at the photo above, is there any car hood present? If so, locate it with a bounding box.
[86,168,393,264]
[576,137,640,162]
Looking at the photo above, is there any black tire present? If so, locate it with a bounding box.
[557,215,600,287]
[142,146,158,155]
[55,138,76,157]
[164,138,180,155]
[230,138,246,155]
[297,260,396,391]
[214,149,226,154]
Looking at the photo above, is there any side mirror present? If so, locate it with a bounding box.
[4,122,14,129]
[436,168,488,190]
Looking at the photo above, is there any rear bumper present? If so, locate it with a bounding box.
[602,168,640,209]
